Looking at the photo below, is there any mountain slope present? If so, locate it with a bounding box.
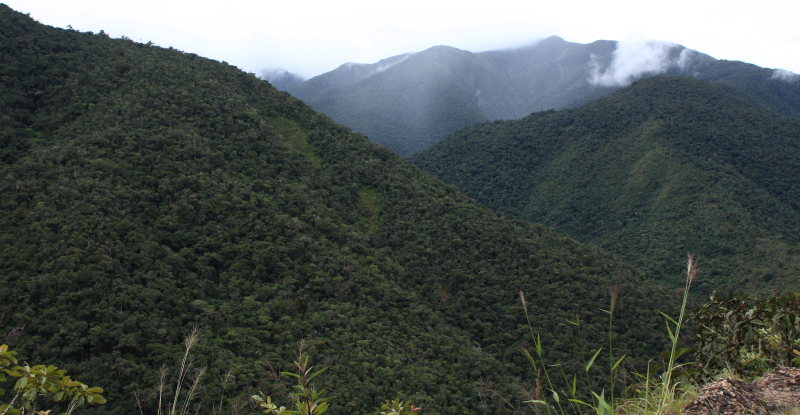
[282,37,800,155]
[283,37,617,155]
[413,76,800,293]
[0,6,671,414]
[287,46,492,155]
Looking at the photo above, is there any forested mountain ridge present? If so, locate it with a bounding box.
[0,5,673,414]
[413,76,800,294]
[278,36,800,156]
[278,36,617,155]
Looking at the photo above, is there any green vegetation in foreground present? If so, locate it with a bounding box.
[692,291,800,380]
[0,344,106,414]
[515,255,699,415]
[249,255,800,414]
[0,5,672,414]
[413,76,800,294]
[4,253,797,415]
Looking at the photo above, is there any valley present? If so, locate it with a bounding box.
[1,3,799,414]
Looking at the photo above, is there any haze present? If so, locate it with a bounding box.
[5,0,800,78]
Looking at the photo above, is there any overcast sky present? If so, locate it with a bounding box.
[6,0,800,78]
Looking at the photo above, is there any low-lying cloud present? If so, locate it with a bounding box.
[340,53,411,82]
[371,54,410,75]
[260,68,305,82]
[771,69,799,82]
[589,39,686,87]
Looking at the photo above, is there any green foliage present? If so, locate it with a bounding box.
[253,347,332,415]
[413,76,800,294]
[0,344,105,415]
[692,292,800,380]
[378,398,423,414]
[252,352,425,415]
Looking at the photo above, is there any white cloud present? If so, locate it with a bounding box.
[370,54,410,75]
[6,0,800,77]
[676,48,695,71]
[260,68,305,81]
[588,39,681,87]
[771,69,799,82]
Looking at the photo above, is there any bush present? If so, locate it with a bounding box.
[692,292,800,379]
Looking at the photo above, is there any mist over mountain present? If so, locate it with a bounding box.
[275,37,800,155]
[0,5,672,414]
[413,76,800,294]
[260,68,306,91]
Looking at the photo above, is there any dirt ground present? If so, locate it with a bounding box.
[683,367,800,414]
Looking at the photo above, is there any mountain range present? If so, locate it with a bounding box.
[270,36,800,155]
[412,75,800,294]
[0,6,673,414]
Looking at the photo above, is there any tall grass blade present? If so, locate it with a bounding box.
[586,348,602,373]
[655,254,696,415]
[612,355,627,371]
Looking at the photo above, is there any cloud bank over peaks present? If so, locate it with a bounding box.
[588,39,689,87]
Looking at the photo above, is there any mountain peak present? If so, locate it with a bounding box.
[538,35,568,45]
[417,44,471,58]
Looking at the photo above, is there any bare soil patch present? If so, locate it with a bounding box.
[683,367,800,414]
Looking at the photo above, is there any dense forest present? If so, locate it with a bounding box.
[413,76,800,294]
[0,5,679,414]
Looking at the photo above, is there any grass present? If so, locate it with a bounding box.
[136,327,209,415]
[520,254,699,415]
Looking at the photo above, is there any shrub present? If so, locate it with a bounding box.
[692,292,800,379]
[0,344,106,415]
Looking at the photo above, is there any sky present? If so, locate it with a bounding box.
[5,0,800,79]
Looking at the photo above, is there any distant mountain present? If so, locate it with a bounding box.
[278,37,800,155]
[0,6,671,415]
[413,76,800,294]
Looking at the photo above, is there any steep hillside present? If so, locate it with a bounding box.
[287,46,492,155]
[0,6,672,414]
[282,37,800,156]
[693,59,800,120]
[413,76,800,294]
